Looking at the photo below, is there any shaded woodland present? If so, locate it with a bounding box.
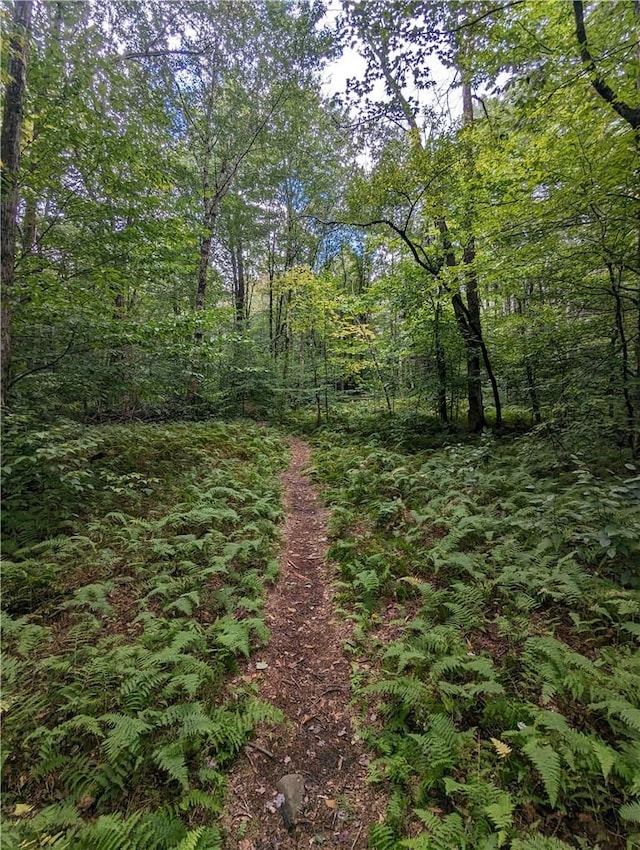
[1,1,639,849]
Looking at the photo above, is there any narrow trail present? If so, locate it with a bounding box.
[222,438,386,849]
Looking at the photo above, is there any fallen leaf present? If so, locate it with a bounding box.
[14,804,34,817]
[324,798,337,809]
[255,661,268,670]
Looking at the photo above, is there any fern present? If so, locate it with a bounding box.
[484,791,514,831]
[170,826,222,850]
[369,823,400,850]
[619,800,640,823]
[608,700,640,733]
[522,739,561,807]
[402,811,466,850]
[100,713,153,761]
[153,742,190,788]
[365,675,434,713]
[211,616,252,658]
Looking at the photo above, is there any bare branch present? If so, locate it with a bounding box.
[120,48,205,61]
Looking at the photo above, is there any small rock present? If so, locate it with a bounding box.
[276,773,305,831]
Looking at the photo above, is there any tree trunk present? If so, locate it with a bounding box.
[435,215,487,432]
[609,263,636,446]
[434,298,448,423]
[1,0,33,405]
[233,237,246,325]
[451,293,484,432]
[462,79,502,429]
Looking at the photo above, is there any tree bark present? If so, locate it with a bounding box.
[1,0,33,404]
[461,79,502,429]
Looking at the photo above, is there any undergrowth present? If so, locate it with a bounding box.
[1,418,288,849]
[311,427,640,850]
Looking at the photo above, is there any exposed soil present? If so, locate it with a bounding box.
[221,439,387,849]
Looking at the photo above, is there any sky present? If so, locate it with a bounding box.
[318,5,464,129]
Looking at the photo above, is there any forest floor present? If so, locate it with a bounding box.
[221,438,387,850]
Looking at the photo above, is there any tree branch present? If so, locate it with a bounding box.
[445,1,526,34]
[573,0,640,130]
[120,48,205,61]
[6,327,78,391]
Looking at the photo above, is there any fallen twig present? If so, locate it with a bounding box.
[245,742,274,759]
[350,824,364,850]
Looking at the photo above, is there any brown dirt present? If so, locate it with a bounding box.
[221,438,387,849]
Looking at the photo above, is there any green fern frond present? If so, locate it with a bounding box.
[619,801,640,823]
[590,738,617,780]
[484,791,514,831]
[365,676,433,712]
[164,591,200,617]
[169,826,222,850]
[369,823,399,850]
[403,811,466,850]
[609,700,640,733]
[153,742,189,788]
[178,789,221,813]
[212,616,251,658]
[522,739,561,807]
[100,713,153,761]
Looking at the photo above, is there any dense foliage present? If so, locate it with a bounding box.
[2,0,639,847]
[2,421,287,848]
[310,411,640,849]
[0,0,637,442]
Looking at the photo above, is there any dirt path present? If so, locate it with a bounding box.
[222,438,386,849]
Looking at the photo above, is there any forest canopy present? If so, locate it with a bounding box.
[0,0,637,446]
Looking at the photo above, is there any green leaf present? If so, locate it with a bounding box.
[484,792,514,830]
[522,739,561,808]
[619,801,640,824]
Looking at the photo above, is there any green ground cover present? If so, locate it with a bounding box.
[1,420,287,850]
[312,422,640,850]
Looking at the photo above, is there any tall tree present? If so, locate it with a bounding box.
[1,0,33,404]
[337,0,503,430]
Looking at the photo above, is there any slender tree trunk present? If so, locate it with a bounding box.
[21,195,37,257]
[609,263,635,445]
[435,215,486,432]
[434,298,448,423]
[234,237,246,325]
[195,229,212,313]
[1,0,33,404]
[268,232,276,351]
[461,80,502,429]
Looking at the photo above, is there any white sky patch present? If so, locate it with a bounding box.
[319,7,463,135]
